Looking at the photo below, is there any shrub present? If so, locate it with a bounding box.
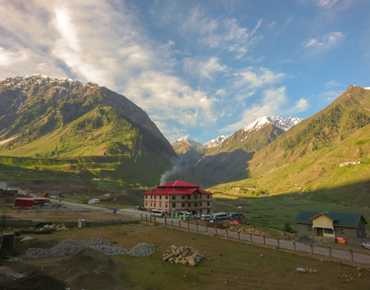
[284,222,292,233]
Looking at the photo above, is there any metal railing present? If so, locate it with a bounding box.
[139,215,370,265]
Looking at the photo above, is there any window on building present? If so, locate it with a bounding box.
[166,196,168,200]
[194,203,198,207]
[165,203,168,208]
[145,202,147,206]
[159,202,162,207]
[207,202,210,206]
[154,195,156,199]
[199,202,202,207]
[182,203,185,207]
[160,195,162,200]
[172,196,175,200]
[188,203,191,207]
[182,195,185,199]
[150,202,152,206]
[207,209,210,213]
[358,228,362,236]
[188,195,191,199]
[194,195,198,199]
[172,203,176,208]
[324,228,333,234]
[145,195,148,199]
[154,202,156,207]
[207,195,210,199]
[341,228,346,234]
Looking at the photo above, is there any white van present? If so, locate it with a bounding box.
[88,199,100,204]
[213,212,229,220]
[150,209,167,218]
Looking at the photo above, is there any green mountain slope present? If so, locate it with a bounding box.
[209,86,370,205]
[0,75,175,189]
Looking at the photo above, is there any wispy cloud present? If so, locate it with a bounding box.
[233,67,285,89]
[0,47,28,66]
[304,31,345,53]
[183,57,227,81]
[317,90,341,102]
[181,7,263,59]
[312,0,338,8]
[325,80,341,87]
[221,87,308,132]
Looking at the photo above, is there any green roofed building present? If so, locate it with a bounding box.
[294,211,368,244]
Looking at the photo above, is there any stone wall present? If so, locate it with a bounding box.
[4,219,140,228]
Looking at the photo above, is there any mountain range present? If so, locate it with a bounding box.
[1,75,370,202]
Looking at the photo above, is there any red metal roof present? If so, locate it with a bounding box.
[156,180,201,188]
[143,188,213,195]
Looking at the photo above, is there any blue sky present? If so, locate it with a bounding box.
[1,0,370,143]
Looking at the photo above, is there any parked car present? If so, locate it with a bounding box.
[150,209,167,218]
[193,214,201,220]
[228,212,245,220]
[213,212,229,220]
[201,213,213,221]
[361,242,370,250]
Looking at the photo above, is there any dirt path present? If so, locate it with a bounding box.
[0,136,16,146]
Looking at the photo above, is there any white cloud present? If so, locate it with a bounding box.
[318,91,341,102]
[123,71,217,131]
[183,57,227,81]
[304,32,345,53]
[0,47,28,66]
[325,80,341,87]
[313,0,338,8]
[181,8,263,59]
[221,87,308,132]
[233,67,285,89]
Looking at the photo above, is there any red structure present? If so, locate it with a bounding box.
[143,180,214,214]
[14,198,50,208]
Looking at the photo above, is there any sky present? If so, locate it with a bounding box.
[1,0,370,143]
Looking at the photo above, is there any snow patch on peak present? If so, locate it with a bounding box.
[171,136,206,150]
[2,74,84,90]
[242,116,303,133]
[364,87,370,90]
[203,135,229,148]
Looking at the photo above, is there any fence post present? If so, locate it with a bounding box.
[140,214,142,222]
[277,237,280,249]
[238,232,240,241]
[249,234,252,243]
[154,217,156,225]
[226,230,228,239]
[310,244,313,255]
[206,225,208,233]
[145,215,147,223]
[263,235,266,245]
[164,217,167,227]
[196,224,198,232]
[349,249,353,261]
[293,241,296,252]
[328,247,332,258]
[187,222,189,230]
[215,225,217,236]
[171,220,173,227]
[179,221,181,229]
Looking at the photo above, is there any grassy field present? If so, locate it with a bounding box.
[213,192,370,233]
[16,225,370,290]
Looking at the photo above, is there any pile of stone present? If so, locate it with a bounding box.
[22,238,155,260]
[37,223,69,232]
[226,224,264,236]
[163,245,203,266]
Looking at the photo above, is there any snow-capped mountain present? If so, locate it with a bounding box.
[242,116,303,134]
[171,136,206,153]
[1,74,84,92]
[203,135,229,148]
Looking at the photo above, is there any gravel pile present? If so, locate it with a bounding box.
[23,238,154,260]
[128,243,156,257]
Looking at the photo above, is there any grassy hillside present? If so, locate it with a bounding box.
[0,76,176,190]
[208,86,370,206]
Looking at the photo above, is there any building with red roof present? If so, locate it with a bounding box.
[143,180,214,214]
